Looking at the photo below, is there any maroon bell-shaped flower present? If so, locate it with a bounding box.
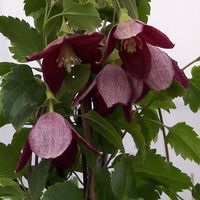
[143,44,189,91]
[98,20,174,80]
[26,32,104,93]
[72,64,144,122]
[16,112,100,172]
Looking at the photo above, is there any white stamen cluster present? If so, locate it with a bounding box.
[57,43,81,73]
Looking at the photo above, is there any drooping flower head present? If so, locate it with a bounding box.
[72,64,144,122]
[98,20,174,80]
[27,33,104,93]
[16,112,100,172]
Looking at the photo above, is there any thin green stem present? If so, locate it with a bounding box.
[158,108,170,162]
[182,56,200,71]
[112,0,116,25]
[115,0,122,10]
[145,118,169,129]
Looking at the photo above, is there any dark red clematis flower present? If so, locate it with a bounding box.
[98,20,174,80]
[26,32,104,93]
[72,64,144,122]
[143,44,189,91]
[16,112,100,172]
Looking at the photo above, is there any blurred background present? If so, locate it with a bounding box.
[1,0,200,199]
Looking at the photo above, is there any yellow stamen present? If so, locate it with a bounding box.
[121,37,137,53]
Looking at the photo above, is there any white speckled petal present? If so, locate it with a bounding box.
[29,112,72,159]
[145,45,174,91]
[96,64,132,108]
[113,20,143,40]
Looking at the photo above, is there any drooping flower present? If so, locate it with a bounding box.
[143,44,189,91]
[16,112,100,172]
[26,32,104,93]
[72,64,144,122]
[98,20,174,80]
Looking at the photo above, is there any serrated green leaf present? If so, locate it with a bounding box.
[138,81,183,111]
[167,122,200,164]
[1,65,46,130]
[85,110,124,152]
[136,0,151,23]
[24,0,46,16]
[30,160,51,200]
[0,16,43,62]
[96,167,117,200]
[111,157,136,200]
[0,143,19,178]
[42,181,83,200]
[64,3,101,31]
[192,183,200,200]
[132,150,192,191]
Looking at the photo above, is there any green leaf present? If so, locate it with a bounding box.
[138,109,160,145]
[119,0,139,19]
[11,128,30,153]
[0,16,43,62]
[0,143,19,178]
[96,167,117,200]
[138,81,184,111]
[30,160,51,200]
[63,0,73,10]
[167,122,200,164]
[57,64,90,108]
[0,95,7,128]
[0,62,17,76]
[132,150,192,191]
[1,65,46,130]
[0,177,25,199]
[136,0,151,23]
[111,157,136,200]
[64,3,101,31]
[85,110,124,152]
[192,183,200,200]
[184,66,200,112]
[24,0,46,16]
[0,177,25,200]
[42,181,83,200]
[184,84,200,112]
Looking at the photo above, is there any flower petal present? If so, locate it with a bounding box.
[97,26,118,65]
[52,139,78,170]
[16,140,32,172]
[129,76,144,102]
[145,45,174,91]
[93,93,112,117]
[64,120,101,155]
[72,80,96,108]
[172,60,189,88]
[96,64,133,108]
[42,50,66,93]
[66,32,104,46]
[113,20,143,40]
[29,113,73,159]
[120,43,151,79]
[141,23,174,48]
[26,37,65,61]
